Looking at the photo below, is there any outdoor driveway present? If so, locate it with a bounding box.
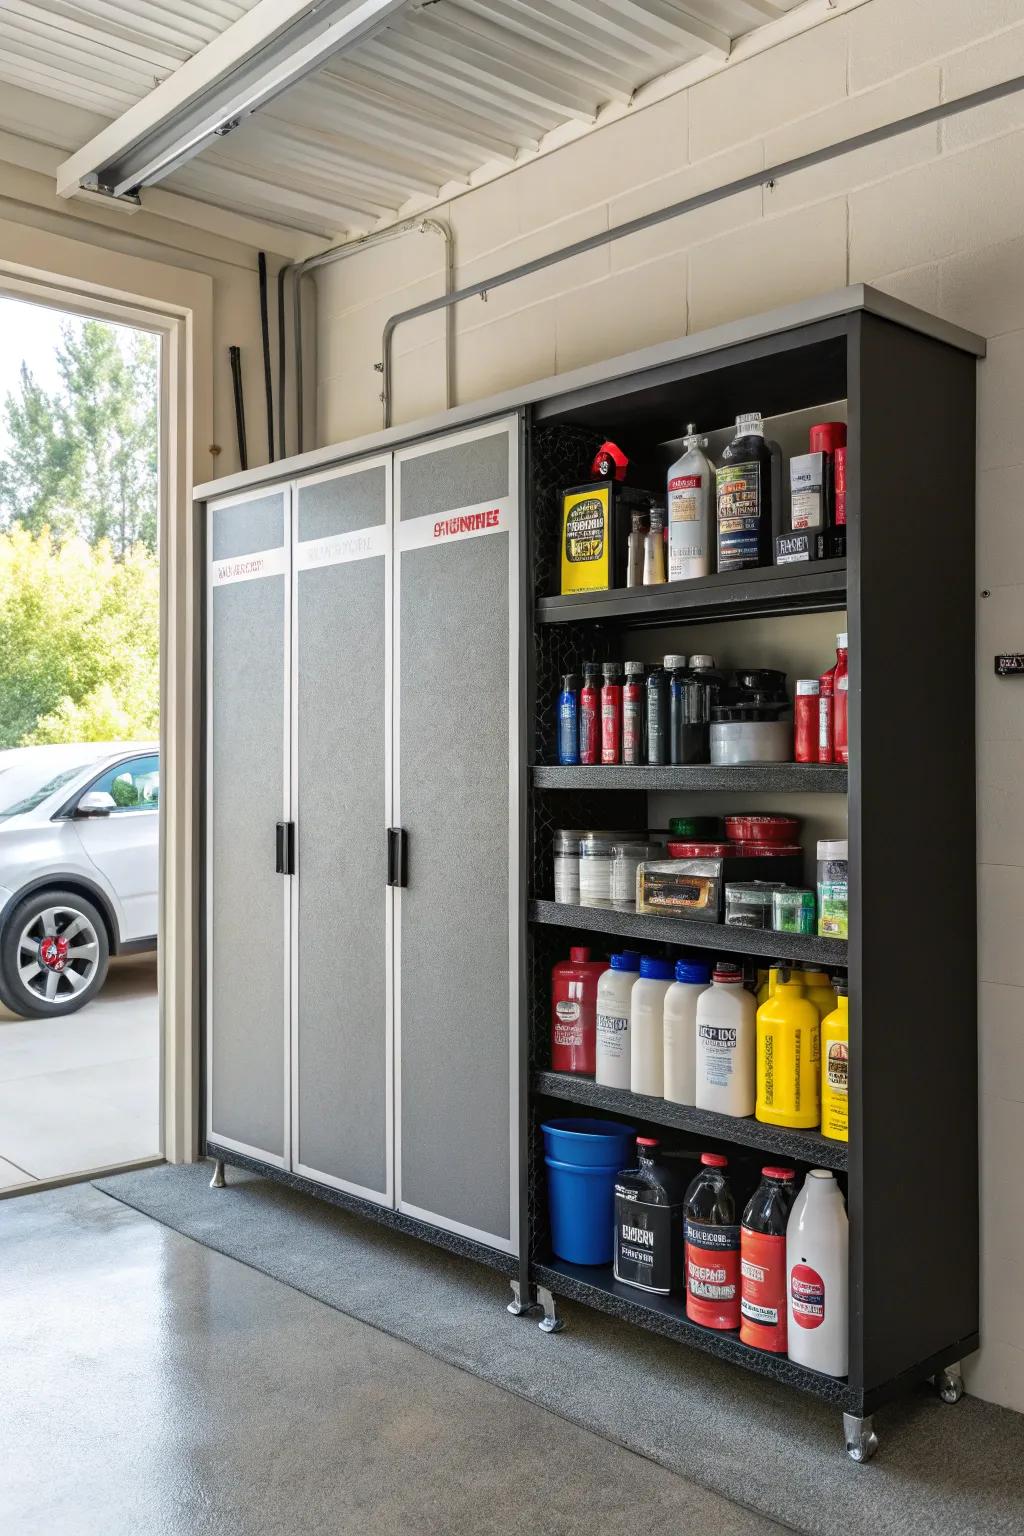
[0,955,158,1190]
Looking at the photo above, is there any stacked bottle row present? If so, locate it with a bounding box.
[551,950,848,1141]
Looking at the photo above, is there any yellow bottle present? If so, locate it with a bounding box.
[821,985,849,1142]
[799,969,837,1021]
[756,970,821,1128]
[756,964,783,1008]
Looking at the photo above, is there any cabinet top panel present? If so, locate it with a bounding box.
[195,284,984,503]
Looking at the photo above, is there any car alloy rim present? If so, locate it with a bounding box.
[16,906,101,1004]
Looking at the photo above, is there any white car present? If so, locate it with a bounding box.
[0,743,158,1019]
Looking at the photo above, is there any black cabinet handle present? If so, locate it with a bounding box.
[275,821,295,875]
[386,827,408,888]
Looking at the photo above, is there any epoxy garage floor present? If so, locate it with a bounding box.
[1,1183,783,1536]
[0,957,158,1188]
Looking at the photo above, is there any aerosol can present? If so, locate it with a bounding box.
[667,424,715,580]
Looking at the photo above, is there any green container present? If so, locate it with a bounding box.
[668,814,722,839]
[772,887,816,935]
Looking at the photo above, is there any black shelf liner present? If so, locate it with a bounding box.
[532,1259,856,1407]
[536,560,847,626]
[533,763,848,793]
[530,900,849,967]
[533,1071,847,1171]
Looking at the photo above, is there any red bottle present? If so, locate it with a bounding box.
[833,632,849,765]
[740,1167,796,1353]
[579,663,599,765]
[793,679,819,764]
[601,662,623,765]
[818,669,834,764]
[622,661,645,765]
[551,947,607,1075]
[684,1152,740,1330]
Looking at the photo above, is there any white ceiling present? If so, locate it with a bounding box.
[0,0,811,242]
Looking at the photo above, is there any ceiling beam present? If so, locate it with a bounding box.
[55,0,409,202]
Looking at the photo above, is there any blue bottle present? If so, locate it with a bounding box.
[558,673,579,765]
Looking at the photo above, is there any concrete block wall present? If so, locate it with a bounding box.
[316,0,1024,1413]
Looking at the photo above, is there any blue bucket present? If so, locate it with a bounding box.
[542,1119,636,1265]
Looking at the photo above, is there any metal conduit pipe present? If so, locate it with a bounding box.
[285,216,454,454]
[376,71,1024,428]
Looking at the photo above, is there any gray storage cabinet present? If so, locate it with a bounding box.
[205,416,520,1257]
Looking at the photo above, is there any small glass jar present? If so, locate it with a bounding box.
[773,887,817,935]
[610,843,661,911]
[817,839,849,939]
[579,833,620,908]
[553,829,586,905]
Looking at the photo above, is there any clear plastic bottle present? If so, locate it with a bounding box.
[695,960,757,1116]
[667,424,715,581]
[663,959,711,1105]
[629,957,675,1096]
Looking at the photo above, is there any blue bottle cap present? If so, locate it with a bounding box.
[639,956,674,981]
[675,959,711,984]
[610,952,641,971]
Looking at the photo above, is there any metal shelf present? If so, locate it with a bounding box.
[532,763,847,793]
[529,900,849,967]
[536,561,847,627]
[532,1259,856,1407]
[533,1071,847,1171]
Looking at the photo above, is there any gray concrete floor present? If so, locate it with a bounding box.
[0,1182,785,1536]
[0,955,158,1187]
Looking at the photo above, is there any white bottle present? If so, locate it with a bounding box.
[694,961,756,1116]
[629,957,675,1096]
[595,952,641,1089]
[663,959,711,1105]
[667,423,715,581]
[786,1170,849,1377]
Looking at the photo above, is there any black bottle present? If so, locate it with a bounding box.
[716,413,781,571]
[645,661,669,766]
[669,659,711,765]
[614,1137,687,1295]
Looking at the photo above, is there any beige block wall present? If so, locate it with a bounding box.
[315,0,1024,1414]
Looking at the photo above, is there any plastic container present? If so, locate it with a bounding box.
[550,947,608,1075]
[798,968,840,1021]
[614,1137,687,1293]
[816,839,848,939]
[833,633,849,765]
[695,961,757,1116]
[794,680,820,763]
[820,983,849,1143]
[787,1170,849,1376]
[610,842,661,912]
[772,888,816,935]
[755,968,821,1129]
[668,815,722,840]
[684,1152,741,1329]
[667,840,731,859]
[711,719,792,765]
[542,1118,638,1266]
[723,814,800,846]
[636,859,722,921]
[595,952,641,1090]
[740,1167,797,1353]
[579,832,626,909]
[553,829,586,905]
[630,957,675,1096]
[725,882,782,929]
[663,959,711,1105]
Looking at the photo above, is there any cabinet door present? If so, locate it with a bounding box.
[207,490,290,1165]
[394,416,522,1253]
[292,457,393,1203]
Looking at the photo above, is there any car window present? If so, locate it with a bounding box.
[0,764,95,821]
[86,754,160,813]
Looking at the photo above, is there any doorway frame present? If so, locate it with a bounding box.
[0,262,206,1169]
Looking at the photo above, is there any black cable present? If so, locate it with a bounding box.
[258,251,274,463]
[229,345,248,472]
[277,263,288,461]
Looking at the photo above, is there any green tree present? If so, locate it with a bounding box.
[0,319,158,558]
[0,527,159,748]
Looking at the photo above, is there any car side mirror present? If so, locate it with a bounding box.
[75,790,117,818]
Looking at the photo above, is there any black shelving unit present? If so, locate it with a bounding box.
[521,301,980,1459]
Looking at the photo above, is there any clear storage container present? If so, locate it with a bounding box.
[553,829,586,905]
[724,881,782,928]
[610,842,662,911]
[579,832,631,909]
[636,859,722,920]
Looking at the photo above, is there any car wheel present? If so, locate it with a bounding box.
[0,891,110,1019]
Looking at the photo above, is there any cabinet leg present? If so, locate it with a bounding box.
[934,1363,964,1404]
[507,1280,534,1317]
[209,1159,227,1189]
[537,1285,564,1334]
[843,1411,879,1464]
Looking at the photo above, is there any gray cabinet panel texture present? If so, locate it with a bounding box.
[295,466,389,1194]
[398,430,513,1243]
[209,494,287,1158]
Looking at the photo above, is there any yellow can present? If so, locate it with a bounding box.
[756,972,821,1128]
[821,989,849,1142]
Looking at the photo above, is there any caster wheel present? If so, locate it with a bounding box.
[936,1367,964,1405]
[843,1412,878,1464]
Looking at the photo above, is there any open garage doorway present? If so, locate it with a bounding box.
[0,294,161,1191]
